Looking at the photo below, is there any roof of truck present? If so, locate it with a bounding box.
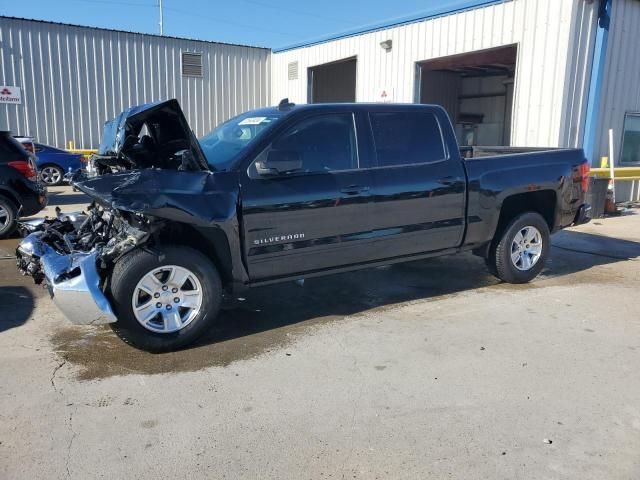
[254,102,443,117]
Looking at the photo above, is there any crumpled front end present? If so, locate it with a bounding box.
[18,233,116,325]
[16,206,150,325]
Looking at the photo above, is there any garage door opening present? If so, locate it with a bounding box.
[416,45,517,147]
[308,57,357,103]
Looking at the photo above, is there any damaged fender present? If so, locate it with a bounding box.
[74,168,248,283]
[74,169,239,225]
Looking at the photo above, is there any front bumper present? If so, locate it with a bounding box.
[573,203,592,226]
[17,233,117,325]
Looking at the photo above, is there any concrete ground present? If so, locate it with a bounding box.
[1,186,639,479]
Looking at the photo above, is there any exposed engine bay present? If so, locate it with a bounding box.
[16,204,153,325]
[17,205,151,283]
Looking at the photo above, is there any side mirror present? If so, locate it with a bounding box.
[256,149,302,176]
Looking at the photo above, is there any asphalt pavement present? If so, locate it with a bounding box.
[1,186,639,479]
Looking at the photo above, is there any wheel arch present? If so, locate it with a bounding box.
[475,189,557,259]
[155,223,234,287]
[38,162,65,173]
[496,190,556,237]
[0,188,20,211]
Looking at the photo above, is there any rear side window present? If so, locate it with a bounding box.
[370,111,445,167]
[271,113,358,173]
[0,134,28,163]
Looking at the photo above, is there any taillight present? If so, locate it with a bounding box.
[23,143,34,154]
[80,155,87,164]
[8,160,38,181]
[579,160,590,193]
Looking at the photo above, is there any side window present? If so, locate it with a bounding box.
[269,113,358,173]
[621,112,640,165]
[370,111,445,167]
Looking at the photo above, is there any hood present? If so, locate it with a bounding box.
[98,99,209,171]
[74,169,239,226]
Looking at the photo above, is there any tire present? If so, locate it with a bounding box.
[0,195,18,239]
[109,245,222,352]
[487,212,550,284]
[39,164,64,186]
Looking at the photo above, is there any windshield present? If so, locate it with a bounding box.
[199,111,283,170]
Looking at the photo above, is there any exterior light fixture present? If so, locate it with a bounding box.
[380,40,392,51]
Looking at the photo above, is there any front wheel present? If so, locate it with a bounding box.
[109,246,222,352]
[487,212,550,284]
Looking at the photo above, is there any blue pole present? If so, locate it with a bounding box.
[582,0,612,166]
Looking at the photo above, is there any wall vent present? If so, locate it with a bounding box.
[182,52,203,77]
[288,61,299,80]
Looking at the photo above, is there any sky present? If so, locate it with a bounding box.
[1,0,468,49]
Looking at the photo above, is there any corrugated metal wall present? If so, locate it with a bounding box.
[0,17,271,149]
[596,0,640,200]
[594,0,640,164]
[272,0,580,148]
[559,0,597,150]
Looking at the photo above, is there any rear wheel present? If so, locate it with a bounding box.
[109,245,222,352]
[0,196,18,239]
[39,164,64,186]
[487,212,550,284]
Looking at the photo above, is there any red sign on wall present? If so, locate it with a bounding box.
[0,86,22,104]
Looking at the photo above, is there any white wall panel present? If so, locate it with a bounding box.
[0,17,270,149]
[559,0,597,150]
[273,0,582,148]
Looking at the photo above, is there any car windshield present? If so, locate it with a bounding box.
[199,111,283,170]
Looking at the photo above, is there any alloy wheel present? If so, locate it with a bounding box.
[0,205,8,229]
[40,166,62,185]
[510,226,543,271]
[131,265,203,333]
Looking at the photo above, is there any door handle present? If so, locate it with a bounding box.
[340,185,370,195]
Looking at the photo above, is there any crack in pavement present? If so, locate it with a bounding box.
[50,360,67,393]
[65,405,78,479]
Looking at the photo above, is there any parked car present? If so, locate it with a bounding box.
[16,100,591,352]
[33,143,85,186]
[14,136,86,185]
[0,132,47,238]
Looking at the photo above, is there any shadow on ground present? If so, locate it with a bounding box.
[0,286,34,332]
[48,229,640,381]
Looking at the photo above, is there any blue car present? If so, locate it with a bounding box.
[34,143,85,186]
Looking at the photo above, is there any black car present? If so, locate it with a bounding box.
[0,131,47,238]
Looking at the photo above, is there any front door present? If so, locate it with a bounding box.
[241,111,373,281]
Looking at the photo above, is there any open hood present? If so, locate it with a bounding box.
[98,99,209,171]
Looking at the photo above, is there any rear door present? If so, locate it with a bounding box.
[240,110,374,281]
[367,108,467,258]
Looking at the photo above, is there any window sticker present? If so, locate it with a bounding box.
[239,116,267,126]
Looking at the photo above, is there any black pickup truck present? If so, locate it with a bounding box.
[16,100,591,352]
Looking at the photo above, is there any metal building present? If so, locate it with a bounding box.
[0,16,271,149]
[272,0,640,174]
[1,0,639,182]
